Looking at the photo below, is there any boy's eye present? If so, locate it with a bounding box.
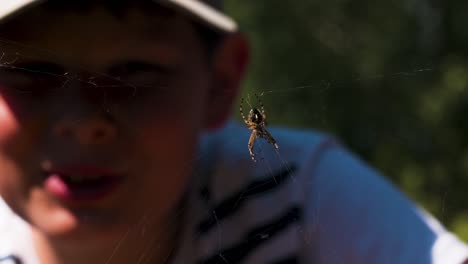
[88,71,169,101]
[0,60,172,111]
[84,76,138,102]
[0,66,67,98]
[103,61,172,98]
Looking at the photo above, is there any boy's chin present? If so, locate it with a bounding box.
[28,202,126,243]
[31,205,79,237]
[20,184,131,242]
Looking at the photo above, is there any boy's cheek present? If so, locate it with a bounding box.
[0,95,22,191]
[0,98,40,162]
[0,96,28,167]
[0,95,18,140]
[0,98,23,201]
[0,95,41,193]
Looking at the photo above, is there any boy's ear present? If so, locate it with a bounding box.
[204,32,249,131]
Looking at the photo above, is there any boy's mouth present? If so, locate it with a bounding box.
[42,167,123,202]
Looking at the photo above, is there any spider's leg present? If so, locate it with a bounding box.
[239,97,249,125]
[263,129,279,150]
[248,130,258,162]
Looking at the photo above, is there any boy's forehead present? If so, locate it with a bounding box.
[1,2,179,35]
[0,5,202,72]
[4,7,177,41]
[1,2,194,43]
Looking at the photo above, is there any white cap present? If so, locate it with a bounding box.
[0,0,238,33]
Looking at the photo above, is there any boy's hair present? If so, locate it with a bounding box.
[44,0,225,60]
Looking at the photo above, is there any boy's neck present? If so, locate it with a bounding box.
[31,209,184,264]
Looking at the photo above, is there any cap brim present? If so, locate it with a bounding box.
[159,0,238,33]
[0,0,41,23]
[0,0,238,33]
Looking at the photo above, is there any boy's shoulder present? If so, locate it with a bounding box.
[189,121,337,262]
[191,121,468,264]
[0,198,38,264]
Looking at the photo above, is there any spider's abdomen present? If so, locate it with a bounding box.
[249,108,263,124]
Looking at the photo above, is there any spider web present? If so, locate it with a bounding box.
[0,2,464,261]
[0,42,448,263]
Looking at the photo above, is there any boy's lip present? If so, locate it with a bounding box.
[41,164,125,203]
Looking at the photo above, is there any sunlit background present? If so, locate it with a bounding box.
[227,0,468,241]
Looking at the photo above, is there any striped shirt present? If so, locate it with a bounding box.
[1,121,468,263]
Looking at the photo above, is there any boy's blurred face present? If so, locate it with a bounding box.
[0,5,227,244]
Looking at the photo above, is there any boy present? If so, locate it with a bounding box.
[0,0,466,263]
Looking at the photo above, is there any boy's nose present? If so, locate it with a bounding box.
[53,118,116,145]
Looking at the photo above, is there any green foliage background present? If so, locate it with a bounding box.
[226,0,468,241]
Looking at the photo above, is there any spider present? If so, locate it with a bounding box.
[240,94,279,162]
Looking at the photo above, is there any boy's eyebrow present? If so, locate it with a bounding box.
[107,61,174,76]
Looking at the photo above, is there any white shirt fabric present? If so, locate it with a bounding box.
[1,121,467,264]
